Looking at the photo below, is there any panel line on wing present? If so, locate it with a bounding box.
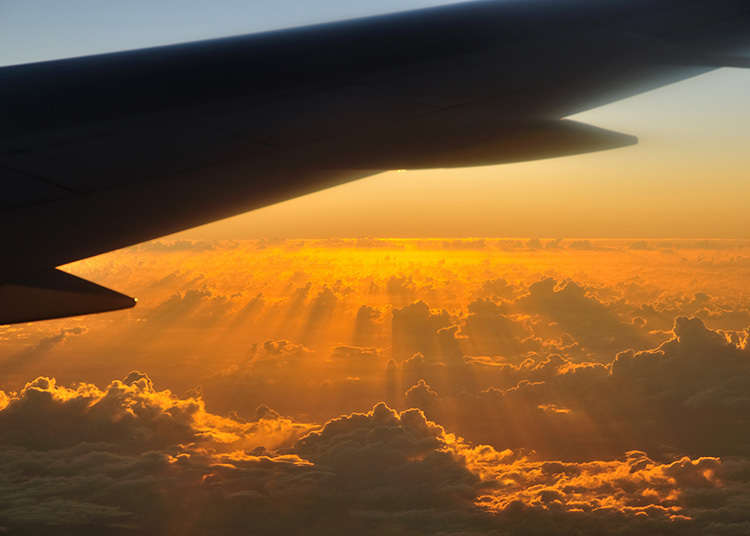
[0,164,80,210]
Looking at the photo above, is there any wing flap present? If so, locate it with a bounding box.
[0,269,136,325]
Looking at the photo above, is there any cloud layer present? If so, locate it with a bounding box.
[2,372,750,535]
[3,239,750,533]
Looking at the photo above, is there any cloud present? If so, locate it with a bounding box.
[308,287,338,319]
[5,239,750,533]
[200,338,389,420]
[330,345,381,362]
[476,278,518,300]
[385,275,416,304]
[1,374,749,535]
[134,239,222,252]
[629,240,651,250]
[354,238,401,248]
[2,327,88,376]
[391,301,454,360]
[353,305,382,346]
[401,316,750,462]
[460,299,533,358]
[144,288,234,326]
[515,278,651,358]
[248,340,316,372]
[566,239,602,250]
[0,371,310,453]
[404,379,439,417]
[329,345,384,378]
[440,239,487,250]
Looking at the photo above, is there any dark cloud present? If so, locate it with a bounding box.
[516,278,652,358]
[1,327,88,379]
[231,292,265,326]
[6,327,86,361]
[145,269,195,290]
[283,283,311,317]
[354,237,401,248]
[145,289,233,326]
[391,301,454,360]
[495,239,525,250]
[329,345,384,378]
[385,275,416,304]
[135,239,223,252]
[440,239,487,250]
[5,239,750,534]
[607,317,750,456]
[2,373,750,535]
[401,317,750,462]
[404,379,439,417]
[629,240,651,250]
[330,345,381,362]
[352,305,382,346]
[566,239,598,250]
[476,278,518,300]
[301,287,338,342]
[460,299,533,358]
[250,340,315,371]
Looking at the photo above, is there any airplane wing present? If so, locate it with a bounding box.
[1,0,748,323]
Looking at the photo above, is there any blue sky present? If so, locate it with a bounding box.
[0,0,467,66]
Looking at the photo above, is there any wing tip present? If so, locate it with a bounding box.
[0,269,137,325]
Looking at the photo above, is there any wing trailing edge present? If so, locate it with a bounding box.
[0,269,136,325]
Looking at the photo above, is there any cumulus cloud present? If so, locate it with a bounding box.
[515,278,651,358]
[1,374,749,535]
[5,239,750,533]
[145,288,234,326]
[0,371,309,453]
[476,278,518,300]
[460,299,533,358]
[404,378,439,417]
[400,317,750,462]
[4,327,87,365]
[566,239,598,250]
[329,345,384,379]
[243,339,315,373]
[391,301,454,360]
[352,304,382,346]
[303,287,338,335]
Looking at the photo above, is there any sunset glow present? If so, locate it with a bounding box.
[3,238,750,533]
[2,1,750,533]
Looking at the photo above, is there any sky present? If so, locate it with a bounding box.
[2,3,750,534]
[2,0,749,238]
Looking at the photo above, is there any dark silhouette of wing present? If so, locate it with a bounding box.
[1,0,748,323]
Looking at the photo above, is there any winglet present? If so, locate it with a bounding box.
[0,269,136,325]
